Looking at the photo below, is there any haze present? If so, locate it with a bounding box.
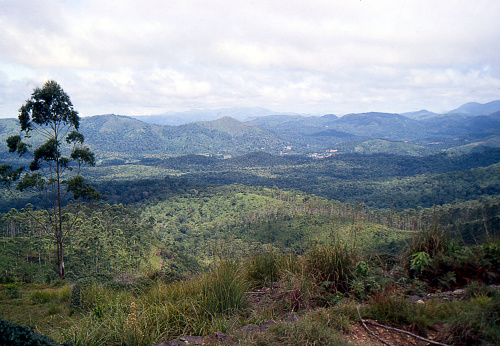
[1,0,499,118]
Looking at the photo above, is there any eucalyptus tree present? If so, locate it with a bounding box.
[0,80,100,279]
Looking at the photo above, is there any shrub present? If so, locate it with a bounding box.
[367,293,417,326]
[0,273,16,284]
[443,292,500,345]
[406,224,449,264]
[0,319,61,346]
[5,285,21,299]
[365,293,447,335]
[350,261,392,299]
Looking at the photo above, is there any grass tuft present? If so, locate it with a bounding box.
[198,259,249,316]
[305,241,355,293]
[245,250,282,288]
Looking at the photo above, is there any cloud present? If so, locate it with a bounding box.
[0,0,499,117]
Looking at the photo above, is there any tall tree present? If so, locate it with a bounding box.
[0,80,100,279]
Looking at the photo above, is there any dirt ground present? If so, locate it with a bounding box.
[345,321,444,346]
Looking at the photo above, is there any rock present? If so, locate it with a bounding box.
[215,331,229,341]
[152,335,205,345]
[179,335,205,344]
[152,340,185,346]
[236,320,277,334]
[407,295,423,303]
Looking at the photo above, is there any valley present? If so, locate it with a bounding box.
[1,101,499,345]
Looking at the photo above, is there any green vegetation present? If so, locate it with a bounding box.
[1,80,100,279]
[1,232,499,345]
[1,106,499,344]
[0,203,155,283]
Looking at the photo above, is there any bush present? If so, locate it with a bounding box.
[0,273,16,284]
[0,319,61,346]
[443,292,500,345]
[349,261,392,299]
[70,277,100,312]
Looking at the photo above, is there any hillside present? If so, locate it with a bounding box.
[2,99,500,160]
[447,99,500,116]
[77,114,288,159]
[1,101,500,346]
[132,107,291,125]
[329,112,427,140]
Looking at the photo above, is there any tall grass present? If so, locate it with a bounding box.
[245,251,282,288]
[442,290,500,345]
[199,259,249,315]
[406,223,450,260]
[62,260,250,345]
[305,241,355,293]
[30,282,71,304]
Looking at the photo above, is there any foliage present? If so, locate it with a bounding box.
[442,291,500,345]
[362,292,456,339]
[0,319,62,346]
[409,251,432,276]
[406,223,500,289]
[1,81,99,279]
[349,261,393,299]
[0,246,499,345]
[0,202,156,283]
[70,277,99,312]
[126,148,500,210]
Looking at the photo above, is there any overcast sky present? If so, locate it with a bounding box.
[1,0,499,118]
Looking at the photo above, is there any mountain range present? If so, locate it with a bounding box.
[131,100,500,126]
[1,100,499,161]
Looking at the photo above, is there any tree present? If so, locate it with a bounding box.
[0,80,100,279]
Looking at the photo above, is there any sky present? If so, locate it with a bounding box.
[1,0,500,119]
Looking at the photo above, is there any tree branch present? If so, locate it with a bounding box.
[356,306,395,346]
[356,306,449,346]
[364,320,449,346]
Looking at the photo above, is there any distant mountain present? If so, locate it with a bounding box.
[193,116,265,136]
[132,107,298,126]
[343,138,435,156]
[306,129,356,139]
[2,100,500,161]
[463,115,500,135]
[402,110,439,120]
[246,114,307,127]
[329,112,427,140]
[418,112,500,138]
[447,100,500,116]
[79,114,171,156]
[0,118,19,144]
[77,114,288,158]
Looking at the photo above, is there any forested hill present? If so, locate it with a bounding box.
[76,114,287,158]
[1,104,499,159]
[73,106,500,158]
